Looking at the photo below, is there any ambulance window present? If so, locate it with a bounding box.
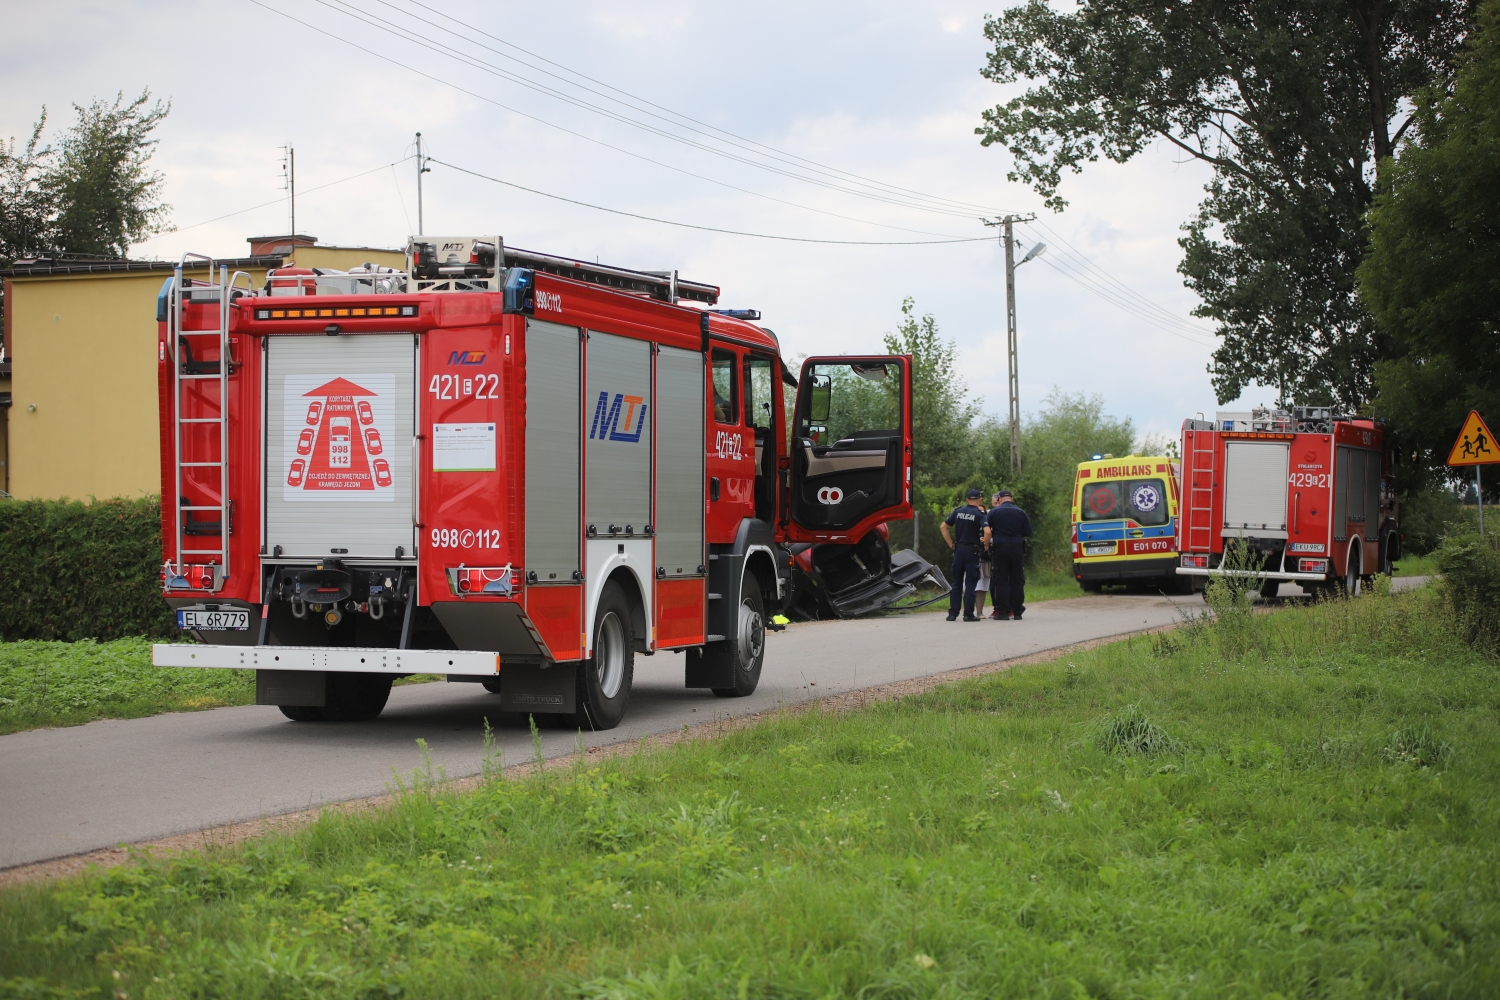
[1081,482,1122,521]
[744,356,775,431]
[711,350,738,424]
[1124,478,1170,526]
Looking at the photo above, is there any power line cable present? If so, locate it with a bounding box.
[308,0,995,221]
[428,158,991,245]
[1029,255,1217,345]
[248,2,1217,338]
[252,0,987,232]
[342,4,1219,335]
[136,158,412,244]
[1022,219,1210,335]
[383,0,1011,218]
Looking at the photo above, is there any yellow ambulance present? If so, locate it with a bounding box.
[1071,454,1186,592]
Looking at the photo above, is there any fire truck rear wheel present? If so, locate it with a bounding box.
[572,582,634,730]
[278,704,325,722]
[322,672,394,722]
[713,582,766,699]
[1339,545,1363,598]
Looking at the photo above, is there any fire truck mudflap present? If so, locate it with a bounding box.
[151,239,914,727]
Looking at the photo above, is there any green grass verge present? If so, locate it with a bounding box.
[3,585,1496,998]
[0,638,252,736]
[1393,552,1441,577]
[0,642,439,736]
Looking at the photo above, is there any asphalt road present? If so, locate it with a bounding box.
[0,582,1417,869]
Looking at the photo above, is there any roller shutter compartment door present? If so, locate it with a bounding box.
[654,345,705,577]
[1222,441,1290,536]
[1346,449,1367,523]
[265,334,416,559]
[1364,450,1382,530]
[584,331,652,532]
[524,319,581,583]
[1334,446,1350,533]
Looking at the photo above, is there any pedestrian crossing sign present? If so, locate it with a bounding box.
[1447,410,1500,466]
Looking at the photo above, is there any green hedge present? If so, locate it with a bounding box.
[0,496,176,641]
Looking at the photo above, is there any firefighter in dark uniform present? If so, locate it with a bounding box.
[941,489,987,621]
[984,489,1033,620]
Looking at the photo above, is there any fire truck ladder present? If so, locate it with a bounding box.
[167,257,253,590]
[1186,421,1216,551]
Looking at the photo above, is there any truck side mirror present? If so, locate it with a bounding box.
[810,374,831,422]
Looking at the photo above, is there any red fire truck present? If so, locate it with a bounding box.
[1176,407,1399,596]
[152,238,913,727]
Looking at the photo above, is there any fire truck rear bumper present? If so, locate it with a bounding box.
[152,644,501,676]
[1174,567,1328,582]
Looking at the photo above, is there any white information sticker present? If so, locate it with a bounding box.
[433,423,496,472]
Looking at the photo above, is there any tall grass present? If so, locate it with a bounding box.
[2,585,1496,999]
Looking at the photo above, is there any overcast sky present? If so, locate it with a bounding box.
[2,0,1276,444]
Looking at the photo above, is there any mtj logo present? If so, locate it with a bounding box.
[589,392,647,443]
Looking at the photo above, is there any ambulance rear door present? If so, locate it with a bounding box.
[785,355,913,541]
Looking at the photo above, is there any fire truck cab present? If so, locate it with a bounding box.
[1176,407,1399,596]
[152,238,913,727]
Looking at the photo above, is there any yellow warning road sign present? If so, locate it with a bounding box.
[1447,410,1500,466]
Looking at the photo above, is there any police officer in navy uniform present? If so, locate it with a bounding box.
[941,489,987,621]
[984,489,1033,620]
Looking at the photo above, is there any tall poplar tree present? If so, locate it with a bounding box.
[976,1,1472,411]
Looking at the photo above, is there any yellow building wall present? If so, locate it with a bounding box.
[0,372,10,494]
[288,246,405,272]
[8,269,268,501]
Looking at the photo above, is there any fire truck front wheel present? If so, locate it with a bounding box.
[712,581,766,699]
[573,582,635,730]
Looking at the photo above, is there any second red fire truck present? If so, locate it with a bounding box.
[152,237,914,727]
[1176,407,1399,596]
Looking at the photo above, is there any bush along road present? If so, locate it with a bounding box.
[1,580,1495,998]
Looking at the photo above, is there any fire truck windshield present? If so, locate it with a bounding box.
[1081,478,1170,526]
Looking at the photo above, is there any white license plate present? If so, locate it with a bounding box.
[178,609,250,631]
[1083,542,1116,556]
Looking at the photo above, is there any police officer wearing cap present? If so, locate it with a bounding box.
[941,489,987,621]
[984,489,1033,620]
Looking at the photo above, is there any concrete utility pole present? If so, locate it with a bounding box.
[415,133,431,235]
[280,145,296,237]
[983,214,1039,476]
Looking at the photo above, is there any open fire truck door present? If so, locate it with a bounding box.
[786,356,913,539]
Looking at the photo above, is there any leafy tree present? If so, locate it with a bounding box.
[0,111,55,263]
[47,91,172,258]
[882,298,982,490]
[976,1,1473,411]
[0,90,171,265]
[1361,0,1500,489]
